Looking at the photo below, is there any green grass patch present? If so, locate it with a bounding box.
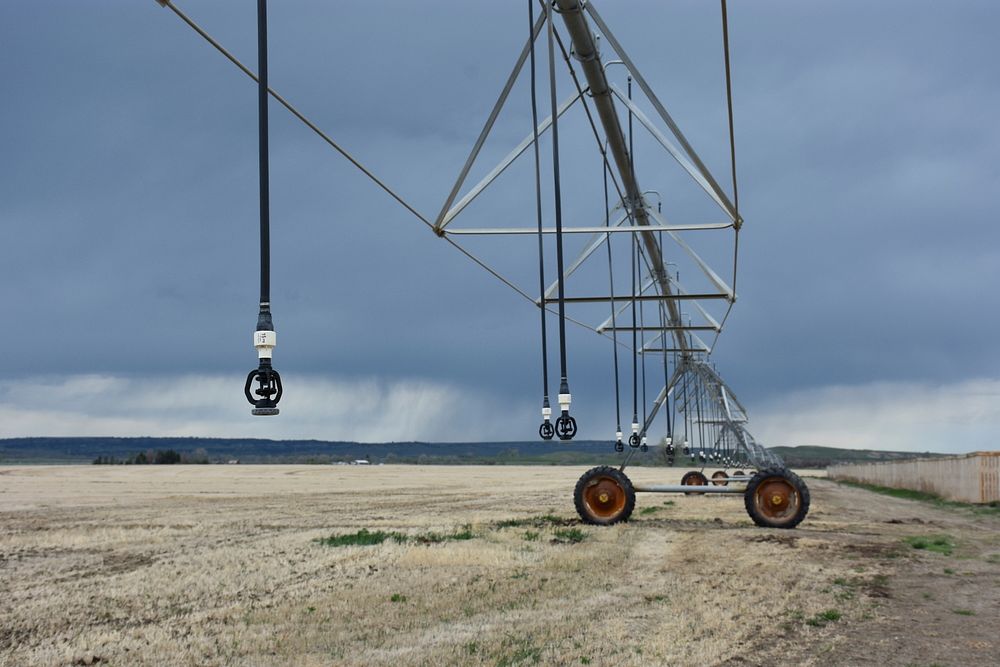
[639,506,662,515]
[904,535,955,556]
[985,554,1000,564]
[317,526,476,547]
[552,527,587,544]
[495,636,543,667]
[952,609,974,616]
[806,609,842,627]
[837,481,1000,515]
[662,500,675,506]
[495,514,567,529]
[390,593,407,603]
[316,528,407,547]
[523,530,540,542]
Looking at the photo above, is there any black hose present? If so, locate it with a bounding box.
[528,0,550,410]
[545,4,572,410]
[257,0,270,309]
[603,161,622,445]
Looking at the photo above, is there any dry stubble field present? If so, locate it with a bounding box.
[1,464,999,666]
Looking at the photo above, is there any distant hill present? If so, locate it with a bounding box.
[768,445,947,468]
[0,437,946,467]
[0,437,619,466]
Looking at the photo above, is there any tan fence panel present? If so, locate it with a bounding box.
[828,452,1000,504]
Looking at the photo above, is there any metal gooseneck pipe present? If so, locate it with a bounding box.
[553,0,688,355]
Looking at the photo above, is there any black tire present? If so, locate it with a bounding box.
[574,466,636,525]
[744,467,810,529]
[711,470,730,487]
[680,470,708,495]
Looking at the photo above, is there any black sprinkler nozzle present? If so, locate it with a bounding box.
[555,411,577,441]
[245,357,282,416]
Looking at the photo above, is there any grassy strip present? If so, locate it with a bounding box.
[805,609,842,627]
[317,526,475,547]
[836,480,1000,515]
[904,535,955,556]
[552,528,587,544]
[493,514,571,529]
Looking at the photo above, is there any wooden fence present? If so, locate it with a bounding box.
[828,452,1000,504]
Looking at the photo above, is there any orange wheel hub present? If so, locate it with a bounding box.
[583,476,627,519]
[754,477,799,523]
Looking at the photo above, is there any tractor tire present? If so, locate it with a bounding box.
[680,470,708,495]
[574,466,636,525]
[744,467,810,529]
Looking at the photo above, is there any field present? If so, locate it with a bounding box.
[2,465,999,666]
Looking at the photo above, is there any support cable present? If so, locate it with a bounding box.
[721,0,742,295]
[545,4,576,441]
[156,0,433,230]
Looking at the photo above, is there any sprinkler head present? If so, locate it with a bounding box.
[245,359,282,416]
[555,411,577,441]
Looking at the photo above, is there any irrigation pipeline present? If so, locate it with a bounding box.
[154,1,768,467]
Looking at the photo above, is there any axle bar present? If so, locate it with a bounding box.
[633,484,746,494]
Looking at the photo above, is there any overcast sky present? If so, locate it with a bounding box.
[1,1,997,452]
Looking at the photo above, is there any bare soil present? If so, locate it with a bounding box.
[1,465,998,666]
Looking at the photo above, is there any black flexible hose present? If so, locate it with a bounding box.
[545,2,570,399]
[603,161,622,443]
[257,0,270,309]
[246,0,280,416]
[660,301,672,439]
[630,232,638,430]
[528,0,550,410]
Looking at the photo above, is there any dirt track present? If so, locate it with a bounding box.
[1,465,998,666]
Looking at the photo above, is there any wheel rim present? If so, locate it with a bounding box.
[754,477,799,524]
[711,471,729,486]
[583,476,627,520]
[683,474,703,486]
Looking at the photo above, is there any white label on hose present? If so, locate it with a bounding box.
[254,331,276,348]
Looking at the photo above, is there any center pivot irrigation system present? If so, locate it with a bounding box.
[155,0,810,529]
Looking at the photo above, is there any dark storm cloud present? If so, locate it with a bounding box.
[1,1,997,442]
